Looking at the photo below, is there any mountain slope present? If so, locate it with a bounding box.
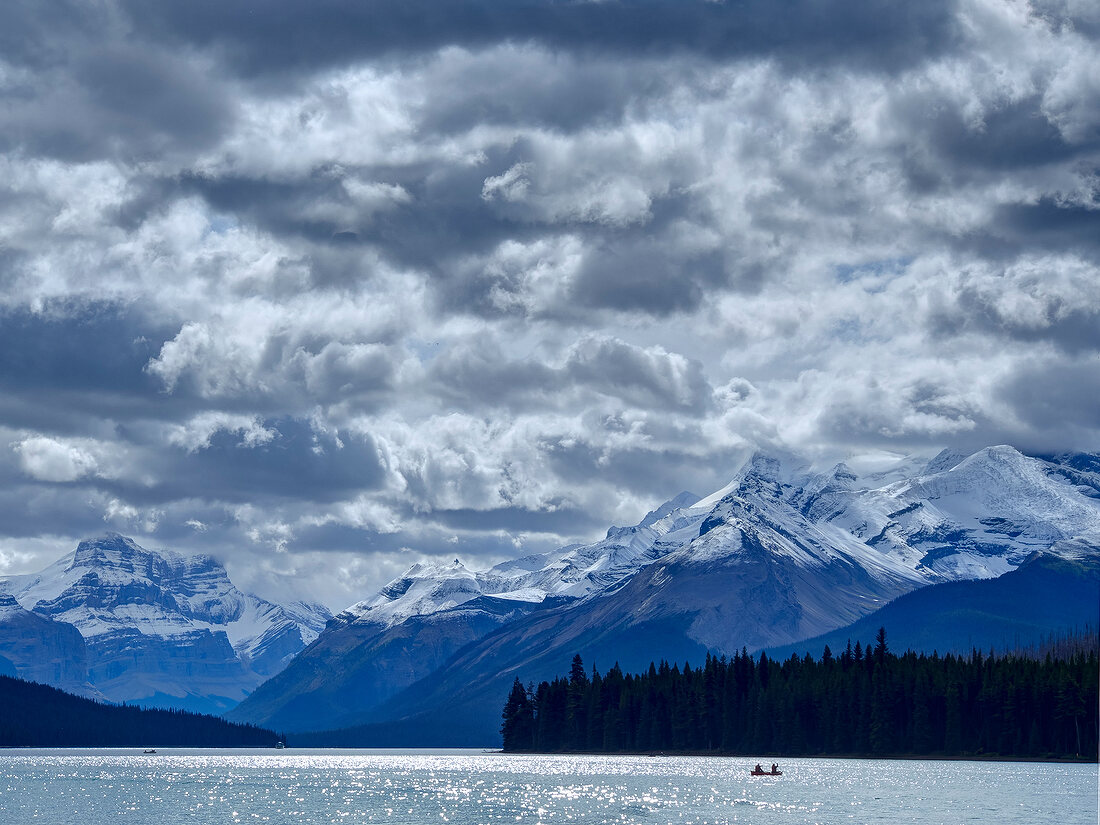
[237,446,1100,739]
[763,546,1100,660]
[0,534,331,713]
[305,546,1100,747]
[227,494,705,731]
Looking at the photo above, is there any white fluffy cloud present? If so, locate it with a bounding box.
[14,437,100,482]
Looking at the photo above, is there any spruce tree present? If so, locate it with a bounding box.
[501,678,535,751]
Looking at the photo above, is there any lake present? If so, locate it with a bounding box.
[0,749,1094,824]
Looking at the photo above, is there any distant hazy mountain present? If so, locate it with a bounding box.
[232,446,1100,740]
[0,534,331,714]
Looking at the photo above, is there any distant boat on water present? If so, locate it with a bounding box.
[143,749,156,754]
[750,763,781,776]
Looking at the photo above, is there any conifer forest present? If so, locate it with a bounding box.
[500,630,1099,760]
[0,675,279,748]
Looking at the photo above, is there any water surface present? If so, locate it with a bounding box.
[0,749,1094,824]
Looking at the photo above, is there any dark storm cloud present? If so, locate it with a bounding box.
[428,338,560,409]
[539,434,741,503]
[1,43,233,162]
[177,149,541,283]
[927,97,1091,173]
[424,504,600,535]
[0,482,106,540]
[564,337,713,414]
[1029,0,1100,38]
[994,199,1100,258]
[43,417,390,507]
[945,198,1100,264]
[118,0,960,78]
[885,83,1100,205]
[291,518,562,565]
[998,359,1100,450]
[571,242,726,316]
[414,51,684,137]
[0,303,181,433]
[178,173,347,246]
[153,419,387,505]
[0,0,106,68]
[0,303,167,395]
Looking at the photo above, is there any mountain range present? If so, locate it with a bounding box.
[228,445,1100,742]
[2,445,1096,741]
[0,534,331,714]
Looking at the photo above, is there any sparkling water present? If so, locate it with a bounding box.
[0,749,1094,824]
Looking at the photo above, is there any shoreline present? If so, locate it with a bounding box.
[497,749,1097,764]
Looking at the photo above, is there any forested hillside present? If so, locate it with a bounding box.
[0,675,279,747]
[502,631,1098,760]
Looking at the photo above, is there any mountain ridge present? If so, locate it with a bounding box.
[230,445,1100,737]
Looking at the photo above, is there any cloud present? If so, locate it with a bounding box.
[14,436,99,482]
[564,336,713,414]
[0,0,1096,608]
[115,0,962,75]
[997,357,1100,451]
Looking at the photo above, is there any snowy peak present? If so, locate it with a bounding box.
[638,491,700,528]
[339,558,490,628]
[877,446,1100,574]
[0,535,332,710]
[332,445,1100,638]
[68,533,174,577]
[337,490,711,629]
[229,443,1100,737]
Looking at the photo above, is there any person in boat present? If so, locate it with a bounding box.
[754,763,763,773]
[771,763,778,773]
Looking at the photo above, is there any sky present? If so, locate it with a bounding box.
[0,0,1097,610]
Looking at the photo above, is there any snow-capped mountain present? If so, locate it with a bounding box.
[0,534,331,713]
[330,489,704,632]
[336,444,1100,650]
[230,445,1100,736]
[339,445,1100,638]
[226,491,707,731]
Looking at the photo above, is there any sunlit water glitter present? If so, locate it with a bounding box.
[0,749,1094,824]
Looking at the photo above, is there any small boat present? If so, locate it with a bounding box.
[143,749,156,755]
[275,742,285,749]
[749,766,781,776]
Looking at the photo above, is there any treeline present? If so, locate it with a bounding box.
[0,675,279,747]
[501,630,1099,759]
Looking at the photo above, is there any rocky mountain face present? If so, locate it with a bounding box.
[232,446,1100,738]
[0,594,96,698]
[0,534,331,714]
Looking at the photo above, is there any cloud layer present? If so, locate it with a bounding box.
[1,0,1097,607]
